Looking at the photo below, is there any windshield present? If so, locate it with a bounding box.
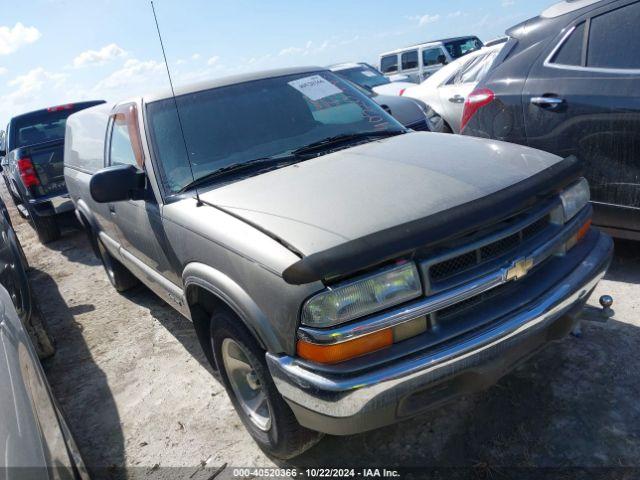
[444,37,483,59]
[335,66,390,90]
[147,71,403,194]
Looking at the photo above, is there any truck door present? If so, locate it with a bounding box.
[523,1,640,236]
[104,104,183,292]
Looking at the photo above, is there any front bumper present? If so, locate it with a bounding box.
[266,231,613,435]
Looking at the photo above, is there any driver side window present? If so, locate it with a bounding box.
[109,120,138,167]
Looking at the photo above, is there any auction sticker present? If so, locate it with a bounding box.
[361,71,376,77]
[288,75,342,101]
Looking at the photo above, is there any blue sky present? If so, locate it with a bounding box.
[0,0,554,126]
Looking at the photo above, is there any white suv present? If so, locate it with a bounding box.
[379,36,483,83]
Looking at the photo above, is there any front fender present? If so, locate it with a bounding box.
[182,262,284,353]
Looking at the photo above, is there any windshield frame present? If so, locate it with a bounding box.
[145,70,405,199]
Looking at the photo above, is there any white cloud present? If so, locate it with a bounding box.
[8,67,66,94]
[191,53,201,60]
[73,43,127,68]
[0,67,68,122]
[0,67,7,75]
[448,11,463,17]
[279,46,304,56]
[207,55,220,66]
[278,40,332,57]
[94,58,164,91]
[502,0,515,5]
[0,23,41,55]
[416,14,441,26]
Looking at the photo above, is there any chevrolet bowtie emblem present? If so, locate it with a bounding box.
[505,257,534,281]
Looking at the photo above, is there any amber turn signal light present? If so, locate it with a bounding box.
[577,219,592,242]
[297,328,393,364]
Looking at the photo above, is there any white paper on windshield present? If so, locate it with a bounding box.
[288,75,342,101]
[362,71,376,77]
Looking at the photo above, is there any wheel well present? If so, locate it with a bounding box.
[186,285,266,370]
[75,209,100,258]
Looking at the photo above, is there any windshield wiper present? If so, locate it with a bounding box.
[177,155,298,193]
[292,130,406,155]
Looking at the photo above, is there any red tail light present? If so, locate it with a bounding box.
[47,104,74,112]
[460,88,495,132]
[398,89,406,96]
[17,157,40,187]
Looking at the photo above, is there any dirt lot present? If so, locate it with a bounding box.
[5,185,640,479]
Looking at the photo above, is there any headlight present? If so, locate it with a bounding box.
[560,177,590,222]
[301,262,422,328]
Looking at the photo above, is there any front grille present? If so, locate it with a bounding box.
[428,214,551,283]
[408,119,430,132]
[430,251,477,281]
[434,282,515,322]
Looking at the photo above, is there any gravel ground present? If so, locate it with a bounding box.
[4,184,640,479]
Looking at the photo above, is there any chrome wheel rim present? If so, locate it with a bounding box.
[221,338,272,431]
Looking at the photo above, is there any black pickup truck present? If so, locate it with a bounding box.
[0,101,104,242]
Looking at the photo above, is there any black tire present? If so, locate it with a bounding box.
[96,235,139,292]
[211,310,322,459]
[31,213,61,244]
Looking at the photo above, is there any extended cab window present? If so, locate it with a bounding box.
[401,50,419,70]
[422,48,444,66]
[109,119,138,167]
[587,2,640,69]
[551,22,585,66]
[146,71,403,194]
[380,55,398,73]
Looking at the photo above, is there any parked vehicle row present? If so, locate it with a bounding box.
[61,66,611,459]
[0,101,105,243]
[0,0,628,468]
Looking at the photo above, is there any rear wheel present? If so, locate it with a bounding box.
[211,310,322,459]
[96,235,139,292]
[31,213,61,244]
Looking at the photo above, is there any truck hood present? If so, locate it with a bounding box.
[198,132,563,257]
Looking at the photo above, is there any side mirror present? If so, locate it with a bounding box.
[437,55,448,65]
[90,164,146,203]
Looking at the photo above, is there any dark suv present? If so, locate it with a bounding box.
[461,0,640,240]
[0,101,104,242]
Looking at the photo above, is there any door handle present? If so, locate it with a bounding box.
[448,95,465,104]
[108,204,116,214]
[531,96,565,109]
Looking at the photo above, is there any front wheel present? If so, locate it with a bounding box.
[211,311,322,459]
[96,235,139,292]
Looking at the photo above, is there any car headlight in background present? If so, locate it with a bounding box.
[301,262,422,328]
[560,177,590,223]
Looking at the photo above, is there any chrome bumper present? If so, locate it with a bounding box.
[266,232,613,435]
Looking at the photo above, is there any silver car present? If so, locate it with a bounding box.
[64,67,612,459]
[403,44,504,133]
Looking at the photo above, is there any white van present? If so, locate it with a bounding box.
[379,36,483,83]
